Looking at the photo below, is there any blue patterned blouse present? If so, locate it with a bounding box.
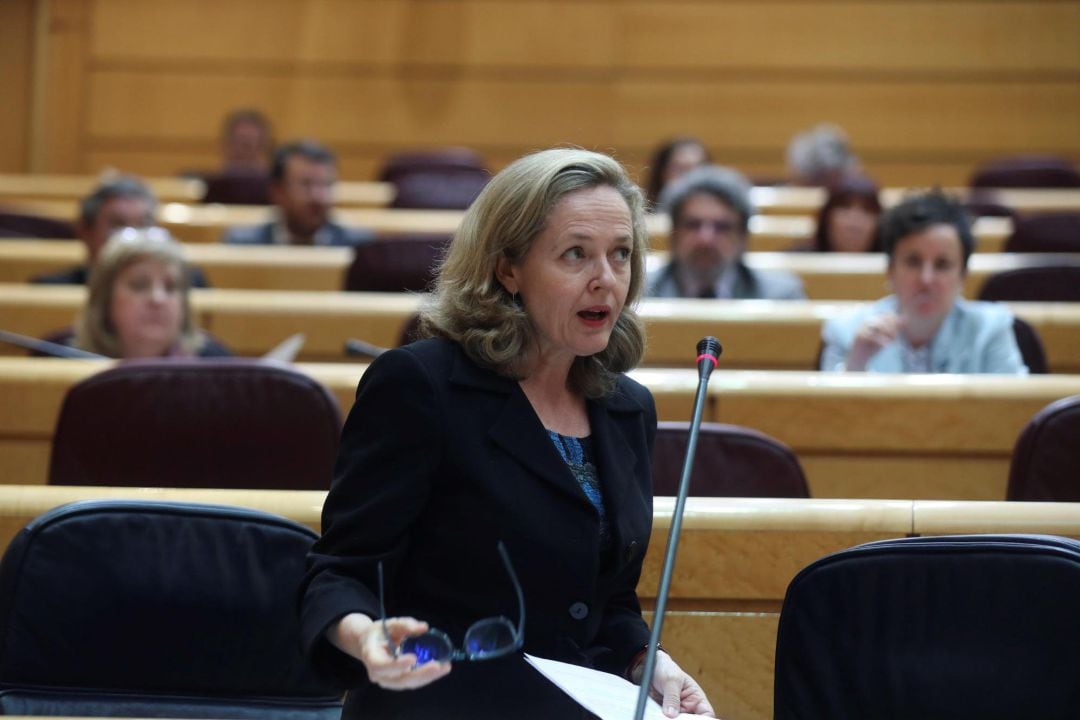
[547,430,611,553]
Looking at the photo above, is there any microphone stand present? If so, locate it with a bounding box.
[633,336,722,720]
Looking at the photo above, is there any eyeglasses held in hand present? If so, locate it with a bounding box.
[378,541,525,665]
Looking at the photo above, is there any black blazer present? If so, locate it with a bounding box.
[300,337,657,719]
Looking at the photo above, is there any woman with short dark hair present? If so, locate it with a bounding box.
[820,191,1025,373]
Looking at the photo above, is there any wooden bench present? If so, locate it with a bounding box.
[3,285,1077,372]
[0,174,395,208]
[0,485,1075,720]
[3,356,1078,499]
[753,186,1080,215]
[1,239,1072,298]
[4,175,1076,216]
[7,199,1012,252]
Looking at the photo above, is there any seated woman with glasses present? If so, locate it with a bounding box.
[300,149,715,719]
[820,191,1026,374]
[645,164,805,299]
[69,227,231,359]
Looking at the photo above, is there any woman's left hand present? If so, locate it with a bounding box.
[649,651,717,718]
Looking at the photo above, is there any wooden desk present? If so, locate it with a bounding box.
[8,199,1012,252]
[5,176,1075,217]
[752,186,1080,215]
[3,240,1070,298]
[0,174,395,208]
[2,286,1078,373]
[3,356,1078,500]
[0,174,207,203]
[0,486,1075,720]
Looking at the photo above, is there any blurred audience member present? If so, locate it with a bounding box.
[73,228,231,359]
[820,191,1026,374]
[800,175,883,252]
[220,108,274,175]
[645,137,711,208]
[787,123,861,187]
[222,140,373,246]
[646,165,805,299]
[32,177,208,288]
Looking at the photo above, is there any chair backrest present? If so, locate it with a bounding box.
[200,173,271,205]
[343,233,450,292]
[970,155,1080,188]
[0,210,76,238]
[1007,394,1080,500]
[962,188,1019,220]
[978,264,1080,304]
[651,421,810,497]
[0,499,342,718]
[379,148,490,209]
[774,534,1080,720]
[1010,316,1049,374]
[1004,212,1080,253]
[49,359,341,489]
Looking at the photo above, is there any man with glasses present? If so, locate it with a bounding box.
[34,176,209,288]
[645,164,805,299]
[223,140,372,246]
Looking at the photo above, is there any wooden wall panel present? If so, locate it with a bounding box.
[615,80,1080,152]
[87,73,617,148]
[0,0,36,173]
[90,0,619,70]
[22,0,1080,185]
[621,2,1080,73]
[34,0,91,172]
[88,1,1080,74]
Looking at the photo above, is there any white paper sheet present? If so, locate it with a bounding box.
[524,653,701,720]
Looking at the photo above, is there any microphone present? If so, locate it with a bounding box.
[343,338,388,360]
[633,336,722,720]
[696,335,722,380]
[0,329,106,359]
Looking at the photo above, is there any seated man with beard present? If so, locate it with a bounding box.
[645,165,805,299]
[222,140,372,247]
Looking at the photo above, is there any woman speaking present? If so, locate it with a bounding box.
[300,148,714,719]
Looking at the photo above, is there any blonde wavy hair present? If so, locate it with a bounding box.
[422,148,648,398]
[75,227,202,358]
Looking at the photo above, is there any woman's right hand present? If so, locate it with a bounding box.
[328,612,452,690]
[846,313,905,371]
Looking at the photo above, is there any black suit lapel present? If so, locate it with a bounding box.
[448,349,587,506]
[587,387,647,551]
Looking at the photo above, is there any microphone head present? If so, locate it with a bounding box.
[696,336,723,361]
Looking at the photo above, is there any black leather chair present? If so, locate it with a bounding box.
[49,359,341,489]
[343,233,450,292]
[1003,212,1080,253]
[0,210,76,238]
[970,155,1080,189]
[0,499,342,718]
[1007,394,1080,501]
[379,148,490,209]
[200,173,272,205]
[1010,316,1049,374]
[979,265,1080,303]
[651,421,810,497]
[774,534,1080,720]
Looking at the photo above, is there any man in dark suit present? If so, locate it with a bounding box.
[32,176,208,288]
[222,140,373,247]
